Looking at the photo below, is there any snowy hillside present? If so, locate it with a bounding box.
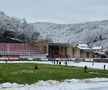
[0,11,108,49]
[0,11,34,41]
[0,11,25,33]
[32,21,108,49]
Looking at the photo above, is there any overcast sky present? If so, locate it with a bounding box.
[0,0,108,24]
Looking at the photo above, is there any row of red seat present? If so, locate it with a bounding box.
[0,43,41,55]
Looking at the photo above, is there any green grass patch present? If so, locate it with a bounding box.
[0,63,108,84]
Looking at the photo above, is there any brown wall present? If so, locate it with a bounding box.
[34,41,48,54]
[67,47,94,59]
[80,50,86,58]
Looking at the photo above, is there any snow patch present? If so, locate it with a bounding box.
[0,78,108,90]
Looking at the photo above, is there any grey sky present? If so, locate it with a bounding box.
[0,0,108,24]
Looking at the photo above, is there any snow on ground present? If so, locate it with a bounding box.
[1,60,108,70]
[67,61,108,70]
[0,78,108,90]
[0,61,108,90]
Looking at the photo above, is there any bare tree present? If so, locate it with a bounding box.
[31,32,40,42]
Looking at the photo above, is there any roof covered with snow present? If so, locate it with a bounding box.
[77,44,90,50]
[92,46,102,50]
[78,44,88,47]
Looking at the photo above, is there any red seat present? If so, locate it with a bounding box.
[0,43,41,55]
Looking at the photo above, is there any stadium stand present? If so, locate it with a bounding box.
[0,43,41,55]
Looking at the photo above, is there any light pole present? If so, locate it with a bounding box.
[67,39,70,60]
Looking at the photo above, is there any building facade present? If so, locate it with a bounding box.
[34,41,96,60]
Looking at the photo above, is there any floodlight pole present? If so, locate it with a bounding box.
[67,39,70,60]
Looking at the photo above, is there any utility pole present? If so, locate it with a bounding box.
[67,40,70,60]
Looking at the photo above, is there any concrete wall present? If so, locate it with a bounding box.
[34,41,49,54]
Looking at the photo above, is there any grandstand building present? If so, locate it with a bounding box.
[0,36,43,60]
[0,36,99,61]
